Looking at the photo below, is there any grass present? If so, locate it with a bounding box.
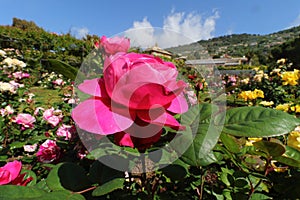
[29,86,63,106]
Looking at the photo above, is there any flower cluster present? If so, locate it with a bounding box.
[238,89,264,102]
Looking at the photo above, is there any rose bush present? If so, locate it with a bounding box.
[72,51,188,150]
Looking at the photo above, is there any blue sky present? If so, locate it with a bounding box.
[1,0,300,48]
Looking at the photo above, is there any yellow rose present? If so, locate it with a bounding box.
[287,131,300,150]
[281,71,299,86]
[253,89,264,99]
[291,105,300,113]
[275,103,291,112]
[259,101,274,107]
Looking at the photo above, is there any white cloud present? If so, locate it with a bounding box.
[124,10,219,48]
[290,14,300,27]
[71,27,89,39]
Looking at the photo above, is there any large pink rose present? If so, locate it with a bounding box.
[36,140,61,163]
[0,161,32,186]
[0,161,22,185]
[96,36,130,56]
[72,52,188,150]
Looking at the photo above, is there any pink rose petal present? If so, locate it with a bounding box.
[78,78,108,98]
[72,98,134,135]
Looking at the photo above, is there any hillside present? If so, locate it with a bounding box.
[167,25,300,64]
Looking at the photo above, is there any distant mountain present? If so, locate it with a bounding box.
[167,26,300,64]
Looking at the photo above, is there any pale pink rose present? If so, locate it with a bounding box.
[9,80,24,89]
[46,116,60,127]
[67,98,76,104]
[52,78,64,86]
[23,144,37,152]
[96,36,130,56]
[0,105,14,116]
[13,113,36,129]
[36,140,60,163]
[43,108,54,119]
[56,124,75,140]
[43,108,62,126]
[72,52,188,150]
[0,109,5,117]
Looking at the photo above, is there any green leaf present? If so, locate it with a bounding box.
[88,160,124,185]
[216,106,300,137]
[178,123,221,167]
[0,185,45,200]
[253,140,286,157]
[273,146,300,167]
[174,103,222,167]
[92,178,124,197]
[220,133,241,153]
[161,164,187,181]
[21,169,37,186]
[46,163,65,191]
[41,191,85,200]
[9,141,27,150]
[46,162,91,192]
[250,192,272,200]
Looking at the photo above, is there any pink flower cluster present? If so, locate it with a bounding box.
[12,71,30,79]
[72,36,188,150]
[0,161,33,186]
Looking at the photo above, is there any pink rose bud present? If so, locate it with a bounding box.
[97,36,130,56]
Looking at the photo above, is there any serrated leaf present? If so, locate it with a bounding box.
[92,178,124,197]
[216,106,300,137]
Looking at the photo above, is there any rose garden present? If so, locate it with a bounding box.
[0,22,300,200]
